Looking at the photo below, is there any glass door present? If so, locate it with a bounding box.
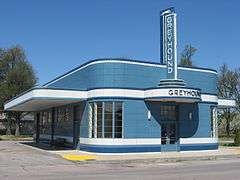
[161,123,177,145]
[160,104,179,152]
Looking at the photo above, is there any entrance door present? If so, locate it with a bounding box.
[160,104,179,152]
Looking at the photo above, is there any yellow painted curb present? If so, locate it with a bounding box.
[61,154,97,161]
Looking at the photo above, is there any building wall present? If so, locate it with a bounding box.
[196,103,212,137]
[178,103,199,138]
[35,98,217,152]
[79,100,215,140]
[178,102,213,139]
[124,100,160,138]
[45,60,217,94]
[37,59,218,152]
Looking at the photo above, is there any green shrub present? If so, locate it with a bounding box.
[234,130,240,146]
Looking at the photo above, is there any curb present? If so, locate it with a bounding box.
[74,154,240,164]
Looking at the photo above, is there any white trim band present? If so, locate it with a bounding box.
[87,89,144,99]
[218,98,236,108]
[79,137,218,146]
[180,138,218,144]
[4,89,86,110]
[80,138,162,145]
[201,94,218,103]
[5,88,224,111]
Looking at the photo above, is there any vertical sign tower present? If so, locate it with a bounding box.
[159,7,185,87]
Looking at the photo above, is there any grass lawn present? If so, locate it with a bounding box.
[0,135,33,141]
[219,136,234,141]
[219,136,240,147]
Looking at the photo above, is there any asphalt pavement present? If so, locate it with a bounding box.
[0,141,240,180]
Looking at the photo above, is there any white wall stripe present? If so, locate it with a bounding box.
[218,98,236,107]
[201,94,218,103]
[80,138,162,145]
[180,138,218,144]
[87,89,144,99]
[79,138,218,146]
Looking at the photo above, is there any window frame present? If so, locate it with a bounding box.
[88,101,123,139]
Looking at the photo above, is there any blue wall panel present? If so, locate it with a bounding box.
[45,60,217,95]
[194,103,212,137]
[79,144,162,153]
[178,70,217,94]
[124,101,213,139]
[180,143,218,151]
[178,103,199,138]
[123,100,161,138]
[178,103,213,138]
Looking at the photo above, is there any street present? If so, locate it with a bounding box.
[0,141,240,180]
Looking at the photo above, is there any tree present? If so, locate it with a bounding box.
[0,46,37,136]
[218,64,240,136]
[179,44,197,67]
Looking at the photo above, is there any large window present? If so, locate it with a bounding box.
[160,105,176,121]
[38,105,75,141]
[88,102,123,138]
[104,102,113,138]
[97,102,103,138]
[54,105,73,136]
[114,102,123,138]
[39,110,52,135]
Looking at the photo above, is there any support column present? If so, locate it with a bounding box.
[36,112,40,144]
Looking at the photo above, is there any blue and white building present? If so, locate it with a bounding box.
[4,8,235,153]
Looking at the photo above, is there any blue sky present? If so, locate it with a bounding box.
[0,0,239,85]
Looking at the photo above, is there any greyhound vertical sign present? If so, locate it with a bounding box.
[160,8,177,80]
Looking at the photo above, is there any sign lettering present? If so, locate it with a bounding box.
[168,89,201,98]
[161,8,177,80]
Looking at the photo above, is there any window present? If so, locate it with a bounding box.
[97,102,103,138]
[114,102,122,138]
[89,102,123,138]
[54,105,73,136]
[94,102,103,138]
[39,110,52,135]
[160,105,176,121]
[211,107,218,138]
[104,102,113,138]
[39,105,74,138]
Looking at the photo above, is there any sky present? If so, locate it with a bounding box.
[0,0,240,85]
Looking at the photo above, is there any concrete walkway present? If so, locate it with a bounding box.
[50,146,240,163]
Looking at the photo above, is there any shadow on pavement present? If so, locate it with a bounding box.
[20,141,73,151]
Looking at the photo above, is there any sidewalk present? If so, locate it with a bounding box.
[51,146,240,163]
